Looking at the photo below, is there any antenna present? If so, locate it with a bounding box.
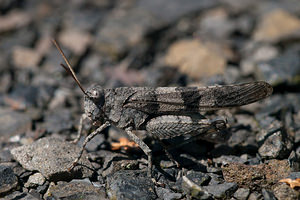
[52,39,87,96]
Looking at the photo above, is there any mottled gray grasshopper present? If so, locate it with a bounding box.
[53,40,273,176]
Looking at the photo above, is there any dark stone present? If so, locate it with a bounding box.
[185,171,211,186]
[44,179,107,200]
[36,182,49,195]
[44,109,73,133]
[255,116,282,144]
[0,149,14,162]
[94,7,161,58]
[0,108,31,140]
[156,187,183,200]
[261,188,277,200]
[208,173,224,185]
[137,0,217,24]
[2,191,40,200]
[8,84,55,109]
[63,9,103,32]
[0,165,18,195]
[85,134,105,152]
[203,182,238,199]
[106,170,156,200]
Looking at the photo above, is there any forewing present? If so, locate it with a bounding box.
[124,81,273,114]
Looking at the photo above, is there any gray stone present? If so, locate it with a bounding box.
[137,0,217,24]
[0,108,31,140]
[233,188,250,200]
[24,173,45,188]
[106,170,156,200]
[273,183,299,200]
[198,8,235,39]
[261,188,277,200]
[248,192,263,200]
[94,8,160,58]
[0,165,18,195]
[213,155,247,165]
[10,137,93,181]
[258,130,293,159]
[203,182,238,199]
[255,47,300,85]
[44,179,107,200]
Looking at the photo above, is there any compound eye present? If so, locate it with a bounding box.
[92,90,99,98]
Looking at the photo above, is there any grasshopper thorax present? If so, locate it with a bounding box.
[84,85,105,122]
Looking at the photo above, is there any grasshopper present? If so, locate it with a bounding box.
[52,40,273,176]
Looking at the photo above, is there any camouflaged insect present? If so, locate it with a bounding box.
[53,40,273,177]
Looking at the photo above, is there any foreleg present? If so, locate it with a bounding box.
[68,121,110,171]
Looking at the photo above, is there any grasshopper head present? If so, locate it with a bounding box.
[84,85,105,123]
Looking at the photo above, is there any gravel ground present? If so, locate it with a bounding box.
[0,0,300,199]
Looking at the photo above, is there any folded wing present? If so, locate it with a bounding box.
[124,81,273,115]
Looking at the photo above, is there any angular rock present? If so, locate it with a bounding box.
[258,130,293,159]
[24,173,45,188]
[0,108,31,140]
[164,39,226,79]
[255,47,300,85]
[156,187,183,200]
[106,170,156,200]
[273,182,300,200]
[233,188,250,200]
[253,9,300,43]
[261,188,277,200]
[184,171,211,186]
[213,155,247,165]
[10,137,93,181]
[44,179,107,200]
[0,165,18,195]
[181,175,211,199]
[203,182,238,199]
[248,192,263,200]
